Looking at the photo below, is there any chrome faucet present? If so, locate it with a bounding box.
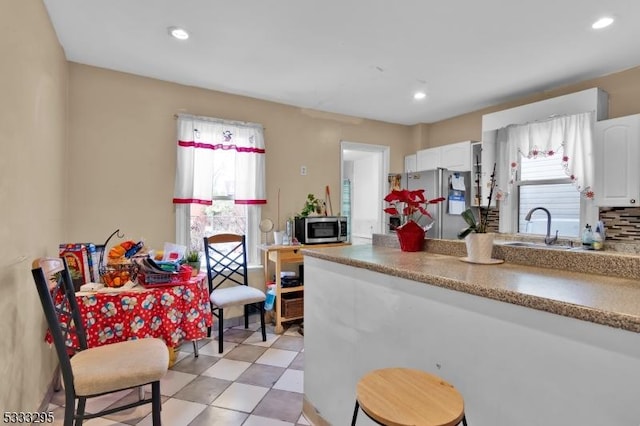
[524,207,558,245]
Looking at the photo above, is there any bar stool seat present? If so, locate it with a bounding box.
[352,367,468,426]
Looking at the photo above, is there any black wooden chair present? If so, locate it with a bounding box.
[204,234,266,353]
[31,257,168,426]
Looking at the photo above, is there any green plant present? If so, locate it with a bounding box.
[298,193,324,217]
[458,162,497,238]
[185,250,200,263]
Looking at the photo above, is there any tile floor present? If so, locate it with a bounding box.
[48,321,310,425]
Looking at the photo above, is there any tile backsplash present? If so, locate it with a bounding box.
[481,206,640,247]
[599,207,640,242]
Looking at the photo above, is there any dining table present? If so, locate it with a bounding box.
[46,272,213,350]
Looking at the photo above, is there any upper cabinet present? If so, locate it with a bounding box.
[416,147,440,171]
[416,141,473,172]
[441,141,472,171]
[404,154,417,173]
[594,114,640,207]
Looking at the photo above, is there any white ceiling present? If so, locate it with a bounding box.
[43,0,640,125]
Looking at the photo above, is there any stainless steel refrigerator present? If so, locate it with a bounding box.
[403,168,472,240]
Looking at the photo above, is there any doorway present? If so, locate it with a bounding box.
[340,141,390,245]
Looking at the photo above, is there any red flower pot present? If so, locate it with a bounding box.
[396,220,425,252]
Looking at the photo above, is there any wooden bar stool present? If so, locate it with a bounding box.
[352,367,468,426]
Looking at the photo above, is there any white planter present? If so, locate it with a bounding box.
[464,232,495,263]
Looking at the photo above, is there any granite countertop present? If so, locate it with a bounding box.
[301,244,640,334]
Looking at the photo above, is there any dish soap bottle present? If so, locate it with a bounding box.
[592,224,604,251]
[582,224,593,248]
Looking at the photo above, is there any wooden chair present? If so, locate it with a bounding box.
[31,257,168,426]
[204,234,266,353]
[352,367,468,426]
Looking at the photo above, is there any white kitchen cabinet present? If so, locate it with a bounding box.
[470,142,483,206]
[594,114,640,207]
[440,140,471,171]
[404,154,417,173]
[415,141,474,172]
[416,147,440,171]
[468,140,497,207]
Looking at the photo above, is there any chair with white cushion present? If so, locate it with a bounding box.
[31,257,168,426]
[204,233,266,353]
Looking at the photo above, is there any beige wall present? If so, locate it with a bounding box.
[5,0,640,412]
[0,0,68,412]
[424,66,640,148]
[66,64,413,245]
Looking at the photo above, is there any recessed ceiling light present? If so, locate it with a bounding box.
[168,26,189,40]
[414,92,427,100]
[592,17,614,30]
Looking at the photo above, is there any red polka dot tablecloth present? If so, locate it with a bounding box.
[46,273,213,349]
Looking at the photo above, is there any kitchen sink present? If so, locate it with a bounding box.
[500,241,573,250]
[501,241,539,247]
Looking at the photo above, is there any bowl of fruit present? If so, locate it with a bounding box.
[100,263,137,288]
[98,231,144,288]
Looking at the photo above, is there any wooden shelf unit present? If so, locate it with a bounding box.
[260,242,347,333]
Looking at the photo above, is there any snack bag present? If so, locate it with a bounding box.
[59,244,91,291]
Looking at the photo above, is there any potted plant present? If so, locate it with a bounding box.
[299,193,324,217]
[457,162,499,263]
[184,250,201,277]
[384,189,444,251]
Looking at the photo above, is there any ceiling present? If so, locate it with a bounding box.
[43,0,640,125]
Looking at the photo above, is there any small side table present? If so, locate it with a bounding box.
[260,242,348,333]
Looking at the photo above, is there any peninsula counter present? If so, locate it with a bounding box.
[301,244,640,426]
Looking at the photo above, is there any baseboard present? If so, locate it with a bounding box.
[303,395,330,426]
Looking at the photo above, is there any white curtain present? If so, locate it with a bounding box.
[173,114,266,205]
[497,111,595,198]
[495,111,594,233]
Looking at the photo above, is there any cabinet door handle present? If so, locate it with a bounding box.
[631,199,636,204]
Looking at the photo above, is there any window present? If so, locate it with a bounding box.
[516,153,581,238]
[496,112,597,236]
[173,115,265,265]
[179,202,260,265]
[191,201,247,248]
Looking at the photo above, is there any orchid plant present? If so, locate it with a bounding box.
[384,189,445,230]
[458,162,498,238]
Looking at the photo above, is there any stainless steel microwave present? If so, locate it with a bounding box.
[294,216,348,244]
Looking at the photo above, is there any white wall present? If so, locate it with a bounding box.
[351,153,381,242]
[304,257,640,426]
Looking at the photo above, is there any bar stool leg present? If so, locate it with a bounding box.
[218,308,224,353]
[351,400,360,425]
[461,414,468,426]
